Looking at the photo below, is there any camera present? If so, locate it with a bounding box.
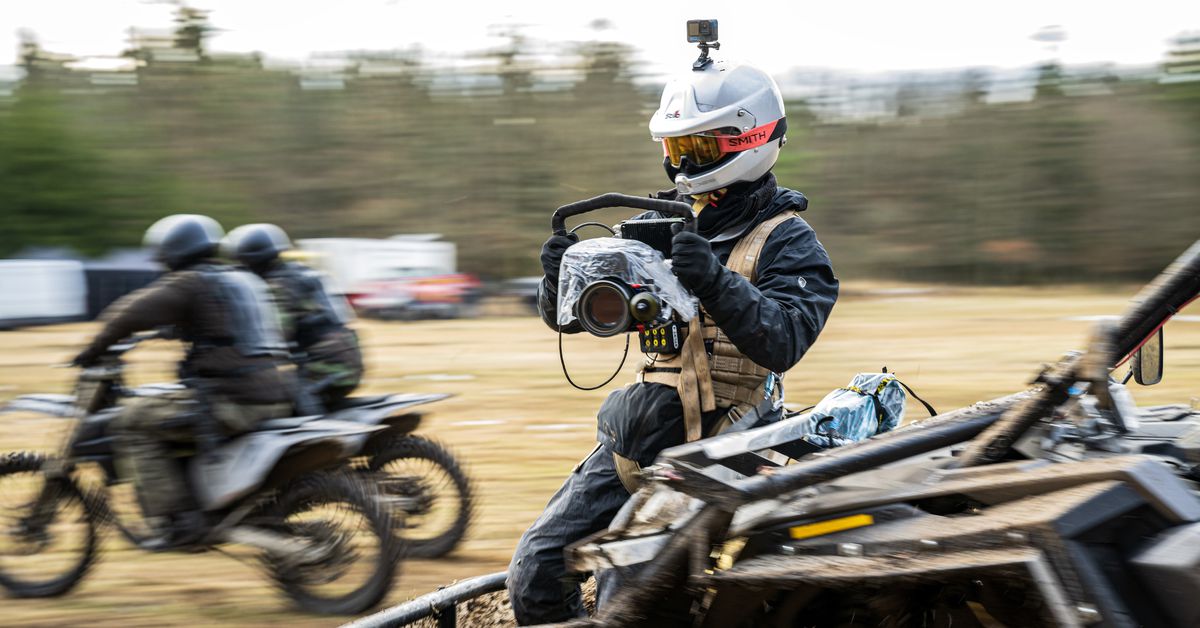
[552,193,698,355]
[687,19,718,44]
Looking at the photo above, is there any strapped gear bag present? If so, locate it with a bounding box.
[799,371,938,449]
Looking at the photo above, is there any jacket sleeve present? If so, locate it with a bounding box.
[695,218,838,373]
[84,273,194,356]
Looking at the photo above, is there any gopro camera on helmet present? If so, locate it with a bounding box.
[551,194,699,355]
[686,19,718,43]
[687,19,720,70]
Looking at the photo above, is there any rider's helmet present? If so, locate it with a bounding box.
[143,214,224,270]
[222,223,293,271]
[649,60,787,195]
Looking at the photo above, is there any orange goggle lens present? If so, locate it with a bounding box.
[663,134,723,167]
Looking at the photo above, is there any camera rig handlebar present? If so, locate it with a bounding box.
[551,193,696,237]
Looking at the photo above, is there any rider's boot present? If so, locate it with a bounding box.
[142,510,206,551]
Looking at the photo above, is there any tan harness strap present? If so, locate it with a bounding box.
[638,210,798,441]
[689,317,716,412]
[726,211,796,280]
[678,316,714,441]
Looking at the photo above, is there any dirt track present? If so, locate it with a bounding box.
[1,285,1197,626]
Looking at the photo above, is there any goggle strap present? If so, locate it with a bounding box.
[715,118,786,153]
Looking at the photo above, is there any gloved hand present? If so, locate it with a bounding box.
[540,233,579,287]
[72,346,102,368]
[670,231,722,295]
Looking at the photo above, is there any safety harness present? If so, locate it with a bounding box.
[637,210,798,442]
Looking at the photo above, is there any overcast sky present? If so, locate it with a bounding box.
[3,0,1198,76]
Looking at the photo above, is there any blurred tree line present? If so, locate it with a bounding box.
[1,8,1198,283]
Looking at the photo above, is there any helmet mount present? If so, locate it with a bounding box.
[686,19,720,71]
[693,41,719,71]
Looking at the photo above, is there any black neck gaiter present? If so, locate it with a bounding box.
[694,172,778,239]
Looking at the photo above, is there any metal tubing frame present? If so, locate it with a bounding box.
[340,571,508,628]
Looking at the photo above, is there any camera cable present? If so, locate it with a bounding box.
[556,219,627,391]
[558,325,630,391]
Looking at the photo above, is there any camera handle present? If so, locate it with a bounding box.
[551,194,696,237]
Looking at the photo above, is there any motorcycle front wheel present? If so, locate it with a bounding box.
[0,452,100,598]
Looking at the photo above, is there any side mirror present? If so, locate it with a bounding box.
[1132,328,1164,386]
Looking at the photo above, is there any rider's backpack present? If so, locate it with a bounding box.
[797,371,936,449]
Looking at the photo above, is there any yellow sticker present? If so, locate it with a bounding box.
[789,514,874,540]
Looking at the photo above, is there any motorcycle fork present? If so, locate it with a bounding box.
[23,406,92,534]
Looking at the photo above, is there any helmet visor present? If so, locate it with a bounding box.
[659,119,786,168]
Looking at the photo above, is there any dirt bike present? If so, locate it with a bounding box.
[5,342,475,561]
[0,335,408,615]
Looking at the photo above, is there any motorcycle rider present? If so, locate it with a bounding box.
[222,223,363,409]
[507,58,840,623]
[72,214,295,547]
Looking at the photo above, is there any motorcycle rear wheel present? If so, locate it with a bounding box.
[265,470,402,615]
[364,434,474,558]
[0,452,100,598]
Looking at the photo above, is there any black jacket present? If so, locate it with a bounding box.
[85,260,296,405]
[538,177,839,464]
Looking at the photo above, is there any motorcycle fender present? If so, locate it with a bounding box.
[189,420,383,511]
[327,393,449,429]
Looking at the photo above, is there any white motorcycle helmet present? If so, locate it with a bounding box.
[649,60,787,195]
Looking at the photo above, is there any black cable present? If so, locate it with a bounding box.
[570,221,617,236]
[554,220,628,390]
[559,325,630,391]
[553,219,628,391]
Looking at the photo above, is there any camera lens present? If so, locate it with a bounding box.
[577,279,633,338]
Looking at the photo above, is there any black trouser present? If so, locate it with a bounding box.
[507,444,631,625]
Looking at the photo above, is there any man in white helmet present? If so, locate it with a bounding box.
[507,37,840,624]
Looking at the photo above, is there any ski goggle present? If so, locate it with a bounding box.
[660,119,785,167]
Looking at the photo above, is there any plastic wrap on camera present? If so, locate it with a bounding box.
[557,237,696,327]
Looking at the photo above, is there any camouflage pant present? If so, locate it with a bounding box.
[112,390,291,518]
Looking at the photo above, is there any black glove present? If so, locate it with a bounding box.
[540,233,579,287]
[670,231,722,295]
[72,346,102,367]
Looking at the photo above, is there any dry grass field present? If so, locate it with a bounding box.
[1,284,1197,627]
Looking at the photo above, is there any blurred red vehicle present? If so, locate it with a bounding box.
[348,272,483,320]
[294,236,482,321]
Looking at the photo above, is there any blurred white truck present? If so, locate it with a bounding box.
[296,235,480,320]
[0,260,88,329]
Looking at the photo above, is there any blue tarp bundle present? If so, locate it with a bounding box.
[797,373,910,449]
